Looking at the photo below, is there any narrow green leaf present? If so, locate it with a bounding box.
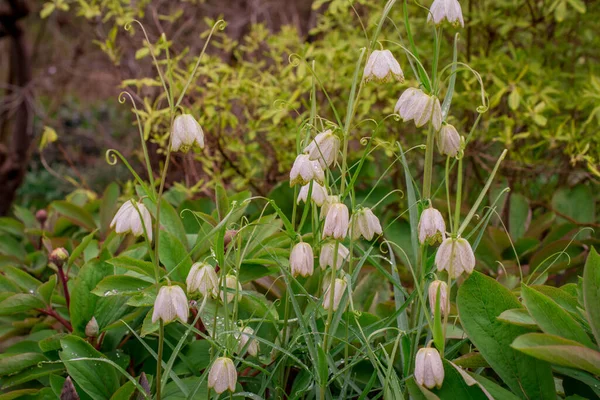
[0,293,45,315]
[0,353,47,376]
[583,247,600,345]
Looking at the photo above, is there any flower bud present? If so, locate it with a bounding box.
[110,200,153,241]
[171,114,205,153]
[394,88,442,131]
[221,275,242,303]
[415,347,445,389]
[36,209,48,225]
[236,326,259,357]
[428,0,464,27]
[60,376,79,400]
[186,262,218,298]
[85,317,99,338]
[297,182,328,206]
[363,49,404,83]
[350,207,383,241]
[49,247,69,268]
[303,129,340,168]
[435,238,476,278]
[289,242,314,278]
[428,280,450,316]
[224,229,238,249]
[208,357,237,394]
[322,203,349,240]
[437,124,461,157]
[152,285,189,324]
[319,242,350,270]
[290,154,325,187]
[418,207,446,245]
[323,278,348,312]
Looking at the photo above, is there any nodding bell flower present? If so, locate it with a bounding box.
[290,154,325,187]
[428,0,464,27]
[111,200,153,241]
[171,114,205,152]
[350,207,383,241]
[319,242,350,270]
[323,202,349,240]
[320,195,340,220]
[415,347,445,389]
[435,237,476,278]
[221,275,243,303]
[297,182,328,206]
[323,278,348,312]
[236,326,259,357]
[428,280,450,316]
[186,262,218,298]
[304,129,340,168]
[394,88,442,131]
[152,285,189,324]
[290,242,314,278]
[208,357,237,394]
[363,49,404,83]
[437,124,461,157]
[418,207,446,245]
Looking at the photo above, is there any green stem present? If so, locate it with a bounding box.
[156,321,164,400]
[453,156,463,236]
[422,125,435,200]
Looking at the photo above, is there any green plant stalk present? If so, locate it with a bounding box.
[445,157,453,233]
[156,320,164,400]
[422,124,435,200]
[453,156,463,236]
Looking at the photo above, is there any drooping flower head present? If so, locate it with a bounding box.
[323,278,348,312]
[290,242,314,278]
[428,280,450,316]
[171,114,205,152]
[221,275,243,303]
[208,357,237,394]
[428,0,464,27]
[323,202,349,240]
[350,207,383,241]
[111,200,153,241]
[290,154,325,187]
[435,237,475,278]
[186,262,218,298]
[304,129,341,168]
[418,207,446,245]
[319,242,350,270]
[363,50,404,83]
[236,326,259,357]
[152,285,189,323]
[437,124,461,157]
[297,182,328,206]
[394,88,442,131]
[415,347,445,389]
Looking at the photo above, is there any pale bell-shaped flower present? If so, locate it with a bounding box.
[350,207,383,241]
[363,49,404,83]
[428,280,450,316]
[304,129,340,168]
[415,347,445,389]
[323,278,348,312]
[290,242,314,278]
[171,114,205,152]
[221,275,243,303]
[319,242,350,270]
[437,124,461,157]
[110,200,153,241]
[418,207,446,245]
[290,154,325,187]
[186,262,218,298]
[322,202,349,240]
[208,357,237,394]
[320,195,340,220]
[236,326,259,357]
[428,0,464,27]
[297,182,328,206]
[152,285,189,323]
[435,238,476,278]
[394,88,442,131]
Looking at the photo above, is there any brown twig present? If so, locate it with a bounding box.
[36,307,73,332]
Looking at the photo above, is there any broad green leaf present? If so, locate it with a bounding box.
[583,247,600,345]
[51,200,97,231]
[428,360,488,399]
[551,185,595,227]
[509,193,529,240]
[68,230,97,268]
[59,335,120,399]
[215,183,229,221]
[521,284,594,348]
[92,275,152,297]
[0,235,26,260]
[0,389,40,400]
[140,194,187,247]
[0,353,47,376]
[158,230,192,281]
[0,293,45,315]
[100,182,120,238]
[497,308,536,328]
[468,373,521,400]
[37,275,57,305]
[531,284,579,314]
[0,265,42,292]
[512,333,600,375]
[0,363,64,389]
[457,272,555,399]
[69,260,113,335]
[107,255,157,278]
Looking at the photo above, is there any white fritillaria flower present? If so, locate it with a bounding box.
[290,154,325,187]
[290,242,314,278]
[152,286,189,324]
[236,326,259,357]
[171,114,205,152]
[111,200,153,241]
[323,278,348,311]
[428,280,450,316]
[186,262,218,298]
[323,202,349,240]
[208,357,237,394]
[437,124,461,157]
[435,237,476,278]
[428,0,464,27]
[350,207,383,241]
[394,88,442,131]
[418,207,446,245]
[221,275,243,303]
[304,129,340,168]
[319,242,350,270]
[415,347,445,389]
[363,50,404,83]
[297,182,328,206]
[320,195,340,220]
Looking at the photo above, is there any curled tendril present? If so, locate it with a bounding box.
[273,99,290,111]
[105,149,119,165]
[105,149,147,190]
[359,137,371,146]
[288,53,303,67]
